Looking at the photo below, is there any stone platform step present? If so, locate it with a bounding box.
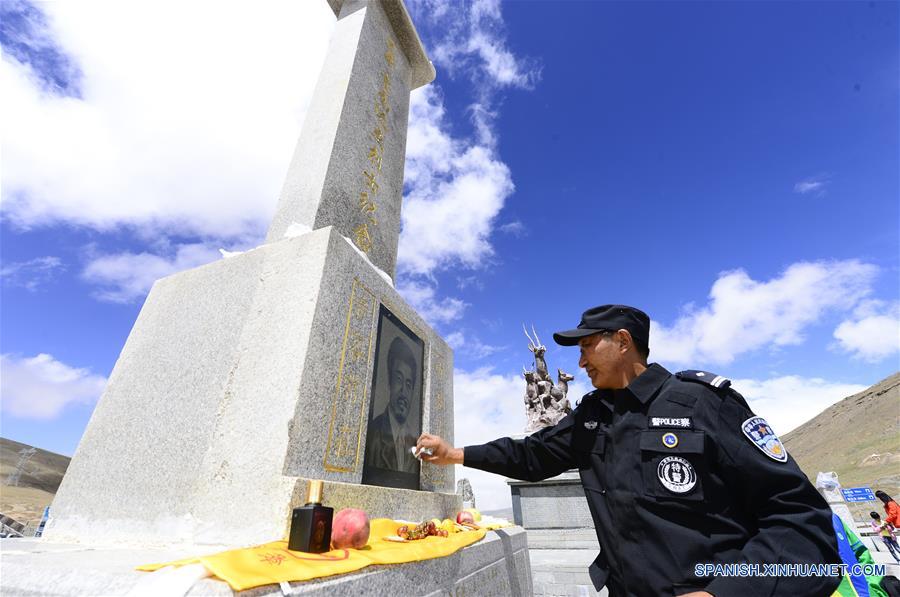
[1,513,27,538]
[524,528,599,551]
[0,527,531,596]
[529,549,606,597]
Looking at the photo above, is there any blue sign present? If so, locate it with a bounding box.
[841,487,876,502]
[34,507,49,537]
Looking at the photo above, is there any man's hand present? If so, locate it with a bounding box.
[416,433,464,465]
[679,592,713,597]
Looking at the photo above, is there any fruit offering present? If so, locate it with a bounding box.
[439,518,459,534]
[396,520,449,540]
[331,508,370,549]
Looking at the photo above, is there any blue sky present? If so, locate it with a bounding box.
[1,0,897,510]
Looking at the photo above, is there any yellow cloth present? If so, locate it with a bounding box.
[137,519,487,591]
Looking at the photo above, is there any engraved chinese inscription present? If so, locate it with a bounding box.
[324,279,378,472]
[353,38,397,254]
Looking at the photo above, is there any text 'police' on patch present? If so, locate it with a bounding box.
[649,417,693,429]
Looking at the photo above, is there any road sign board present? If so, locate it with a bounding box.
[841,487,876,502]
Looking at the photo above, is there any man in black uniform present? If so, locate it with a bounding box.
[416,304,841,597]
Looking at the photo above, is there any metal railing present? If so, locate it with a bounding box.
[0,512,45,538]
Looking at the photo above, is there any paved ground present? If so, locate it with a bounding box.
[529,548,607,597]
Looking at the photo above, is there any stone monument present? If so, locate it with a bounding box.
[41,0,463,550]
[3,3,533,594]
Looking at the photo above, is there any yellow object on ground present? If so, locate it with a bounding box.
[137,519,487,591]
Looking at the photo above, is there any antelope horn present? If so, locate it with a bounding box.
[522,323,536,348]
[531,325,543,347]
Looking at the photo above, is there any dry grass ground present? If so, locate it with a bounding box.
[0,485,56,525]
[0,437,70,524]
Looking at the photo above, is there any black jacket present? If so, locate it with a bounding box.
[463,363,841,597]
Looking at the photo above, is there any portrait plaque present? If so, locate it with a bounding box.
[361,304,425,490]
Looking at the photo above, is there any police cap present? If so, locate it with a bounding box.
[552,304,650,347]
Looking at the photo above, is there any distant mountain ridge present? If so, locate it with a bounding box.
[783,372,900,518]
[0,437,70,523]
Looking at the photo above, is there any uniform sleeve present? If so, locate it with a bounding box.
[704,395,841,597]
[462,413,578,482]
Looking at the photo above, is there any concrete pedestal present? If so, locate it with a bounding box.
[45,227,455,548]
[0,528,533,596]
[508,472,605,597]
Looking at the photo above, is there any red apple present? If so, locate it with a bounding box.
[456,510,475,524]
[331,508,370,549]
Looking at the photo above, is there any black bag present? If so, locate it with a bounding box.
[881,575,900,597]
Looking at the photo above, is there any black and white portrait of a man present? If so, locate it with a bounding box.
[362,305,424,490]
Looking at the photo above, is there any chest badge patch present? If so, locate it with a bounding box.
[584,420,598,430]
[741,416,788,463]
[649,417,692,429]
[662,432,678,448]
[657,456,696,493]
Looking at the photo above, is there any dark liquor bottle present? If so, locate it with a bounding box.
[288,480,333,553]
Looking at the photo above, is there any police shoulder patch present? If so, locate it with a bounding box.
[741,416,788,462]
[676,370,731,390]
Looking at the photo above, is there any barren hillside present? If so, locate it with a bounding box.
[0,437,70,524]
[783,372,900,519]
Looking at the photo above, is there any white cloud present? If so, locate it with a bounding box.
[396,279,468,326]
[732,375,868,435]
[451,367,526,511]
[498,220,526,237]
[0,256,64,290]
[466,31,536,89]
[793,174,831,196]
[833,300,900,362]
[445,330,503,359]
[1,1,335,239]
[651,260,879,366]
[394,0,533,322]
[394,29,523,323]
[413,0,538,149]
[2,2,527,317]
[398,87,514,277]
[416,0,539,93]
[81,242,224,303]
[0,353,107,419]
[455,275,483,291]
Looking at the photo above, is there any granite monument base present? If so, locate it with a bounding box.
[290,478,460,524]
[508,471,604,597]
[45,226,455,548]
[1,528,532,597]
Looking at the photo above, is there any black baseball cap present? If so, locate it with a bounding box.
[553,304,651,347]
